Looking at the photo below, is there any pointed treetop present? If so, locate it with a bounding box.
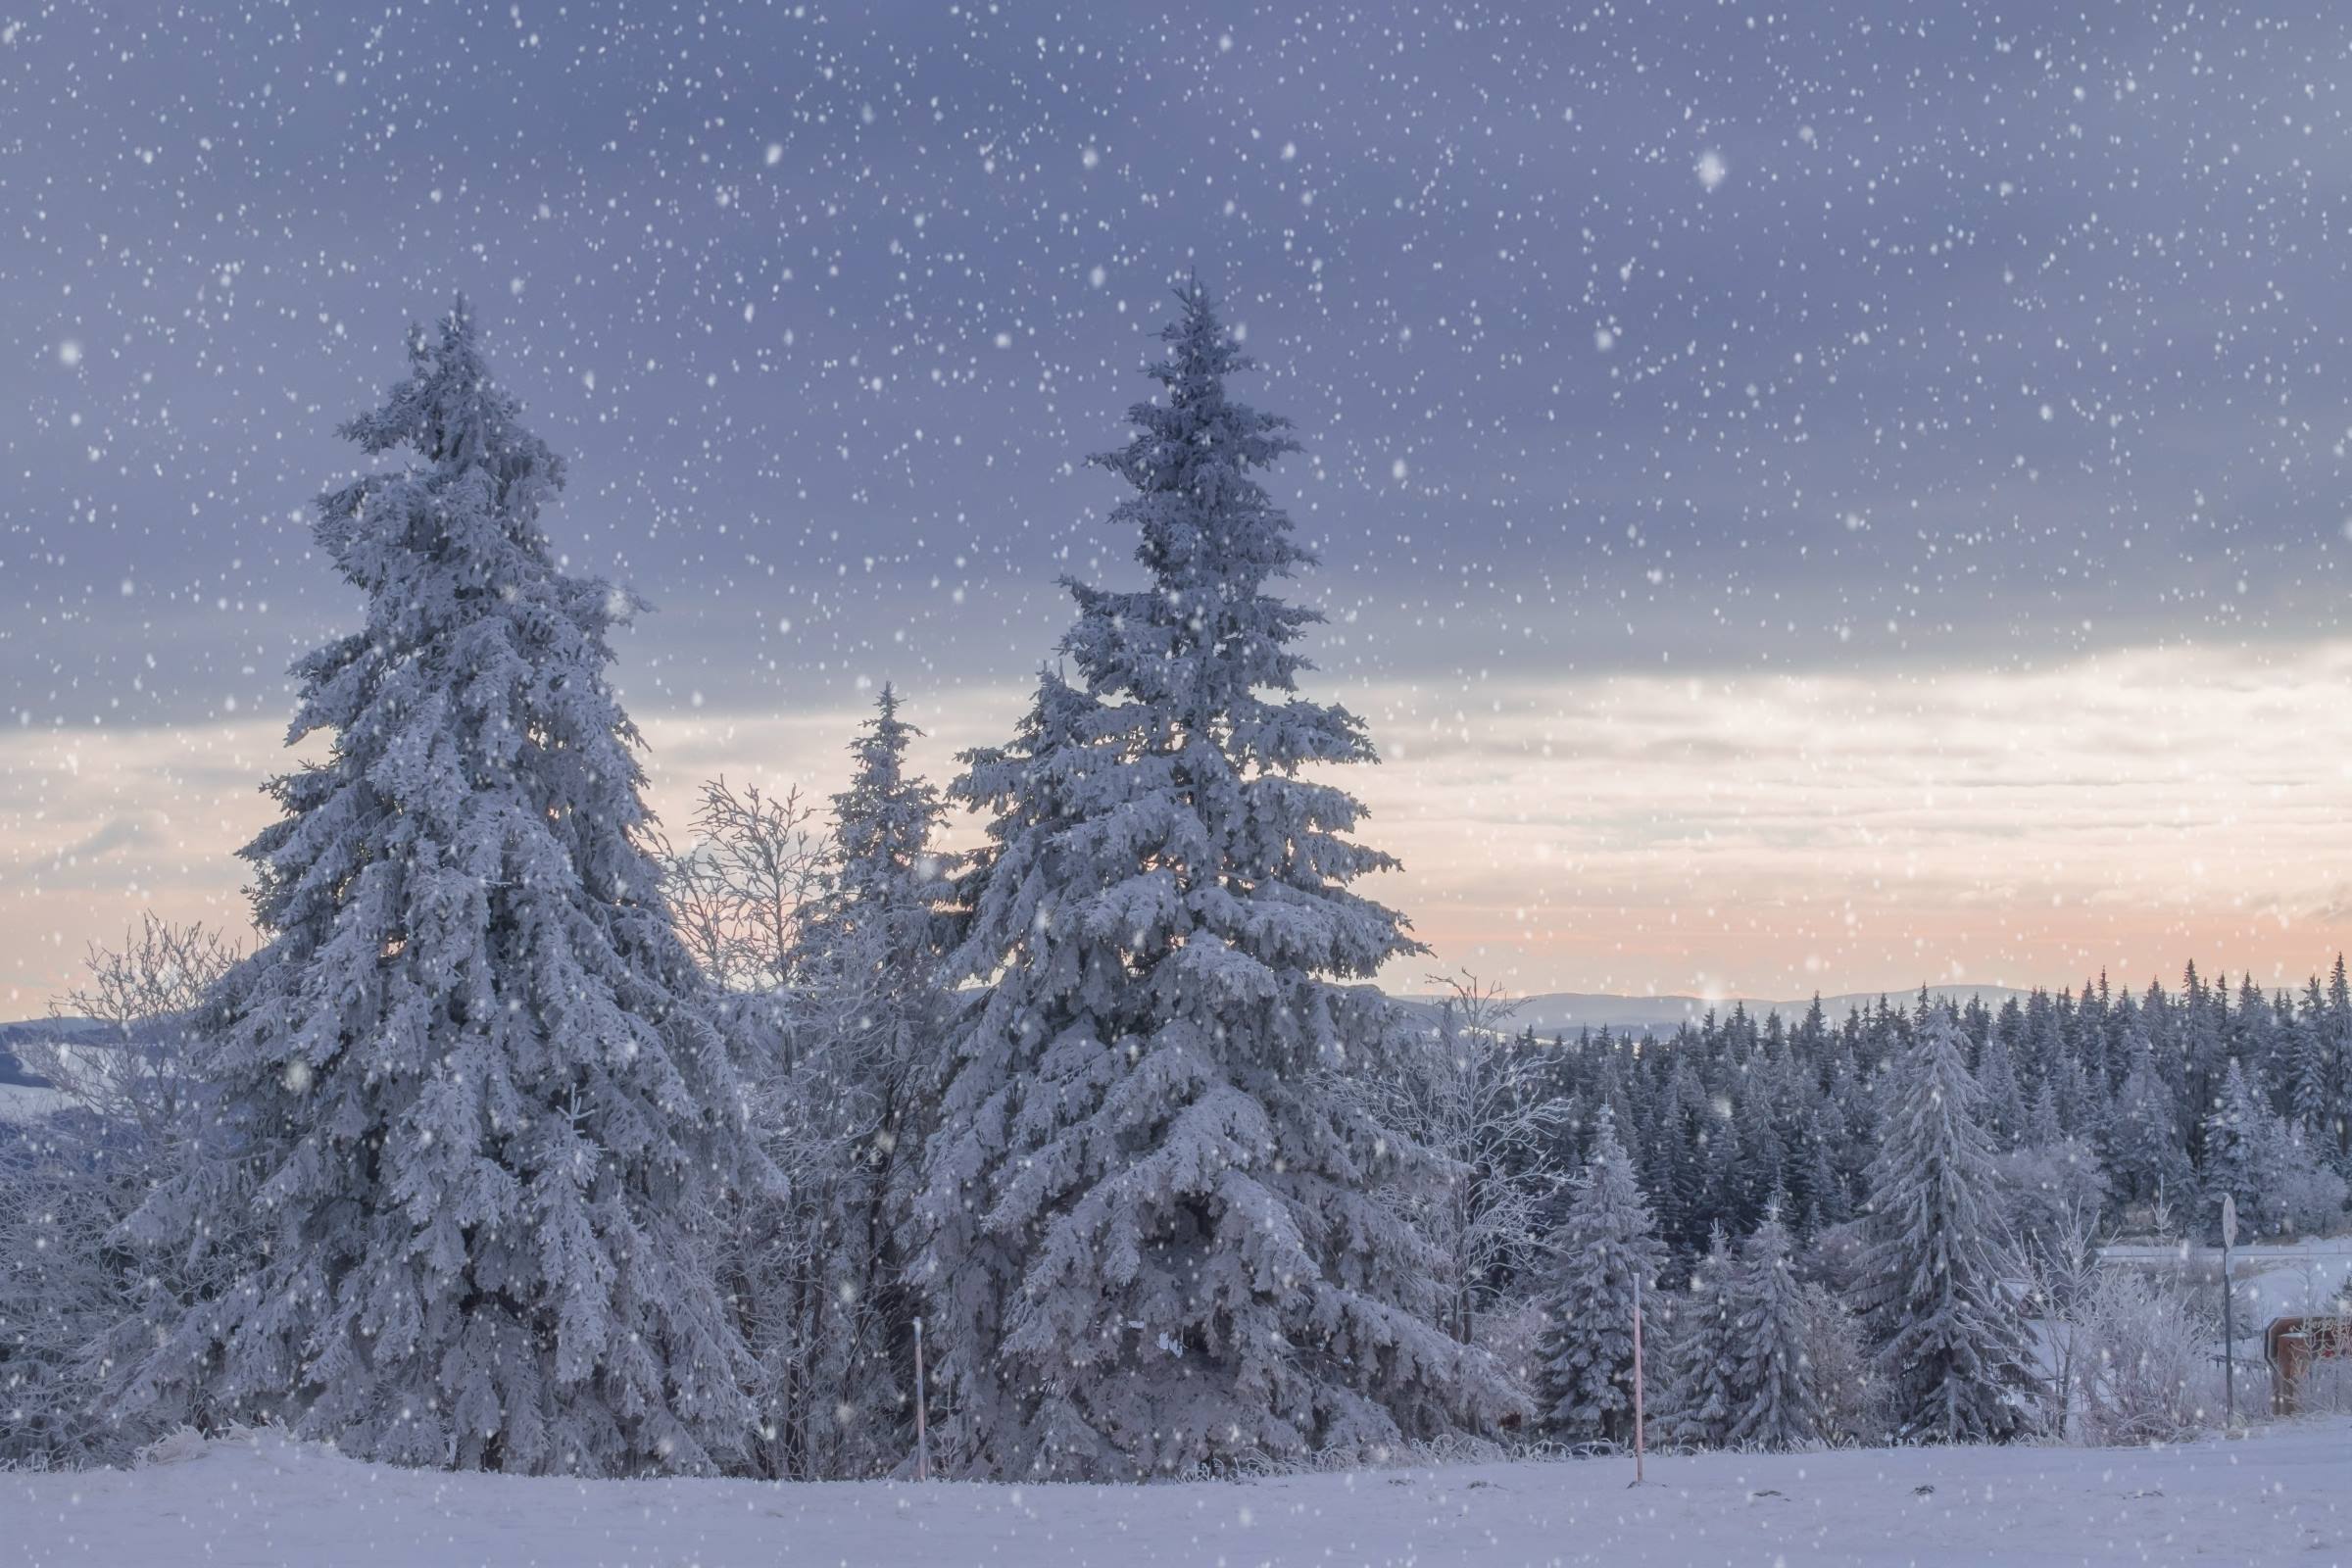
[339,293,561,508]
[1086,274,1301,512]
[1591,1097,1626,1158]
[1152,271,1259,387]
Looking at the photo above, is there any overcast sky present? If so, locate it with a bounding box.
[4,2,2347,1005]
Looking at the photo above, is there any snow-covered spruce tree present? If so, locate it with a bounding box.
[1535,1102,1667,1445]
[1723,1206,1820,1450]
[749,684,956,1479]
[2199,1056,2278,1242]
[2289,958,2350,1171]
[1973,1027,2027,1153]
[1856,1008,2037,1445]
[915,279,1517,1480]
[2101,1032,2190,1216]
[115,299,771,1476]
[1659,1222,1737,1449]
[820,687,958,1457]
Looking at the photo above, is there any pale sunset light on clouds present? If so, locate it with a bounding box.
[9,635,2345,1005]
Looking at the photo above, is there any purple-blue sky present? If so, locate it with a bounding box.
[3,2,2347,1004]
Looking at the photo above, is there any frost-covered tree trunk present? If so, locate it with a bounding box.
[914,279,1517,1480]
[1857,1009,2038,1445]
[113,300,772,1477]
[1535,1103,1667,1444]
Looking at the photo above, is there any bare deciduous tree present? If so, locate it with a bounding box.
[2,914,243,1468]
[650,776,830,1000]
[23,913,240,1144]
[2018,1193,2105,1439]
[1355,972,1572,1345]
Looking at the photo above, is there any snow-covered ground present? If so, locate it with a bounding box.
[13,1419,2347,1568]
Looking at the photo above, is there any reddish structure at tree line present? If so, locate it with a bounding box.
[2264,1316,2351,1415]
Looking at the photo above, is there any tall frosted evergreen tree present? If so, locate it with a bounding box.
[1857,1009,2036,1445]
[1723,1206,1820,1450]
[757,683,956,1478]
[1535,1103,1667,1444]
[2200,1056,2276,1241]
[1974,1027,2027,1152]
[915,279,1512,1480]
[1660,1222,1737,1449]
[116,300,770,1476]
[2102,1034,2190,1214]
[2294,957,2351,1173]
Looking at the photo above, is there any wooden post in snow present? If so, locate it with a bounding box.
[1631,1270,1645,1486]
[913,1315,931,1481]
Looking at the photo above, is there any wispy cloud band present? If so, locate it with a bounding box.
[5,639,2345,1004]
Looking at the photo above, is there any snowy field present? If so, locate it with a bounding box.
[13,1420,2347,1568]
[2101,1237,2352,1329]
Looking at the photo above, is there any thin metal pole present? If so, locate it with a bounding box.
[913,1315,931,1481]
[1631,1271,1645,1486]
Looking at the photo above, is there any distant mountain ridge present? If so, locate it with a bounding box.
[0,1015,103,1087]
[1388,985,2033,1037]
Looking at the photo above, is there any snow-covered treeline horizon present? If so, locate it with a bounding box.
[1472,960,2352,1257]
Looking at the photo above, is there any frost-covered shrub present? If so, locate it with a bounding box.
[1999,1138,2107,1258]
[2076,1271,2222,1446]
[1349,976,1572,1345]
[0,1116,132,1469]
[0,919,244,1471]
[2269,1151,2349,1238]
[1798,1281,1886,1447]
[1475,1296,1551,1408]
